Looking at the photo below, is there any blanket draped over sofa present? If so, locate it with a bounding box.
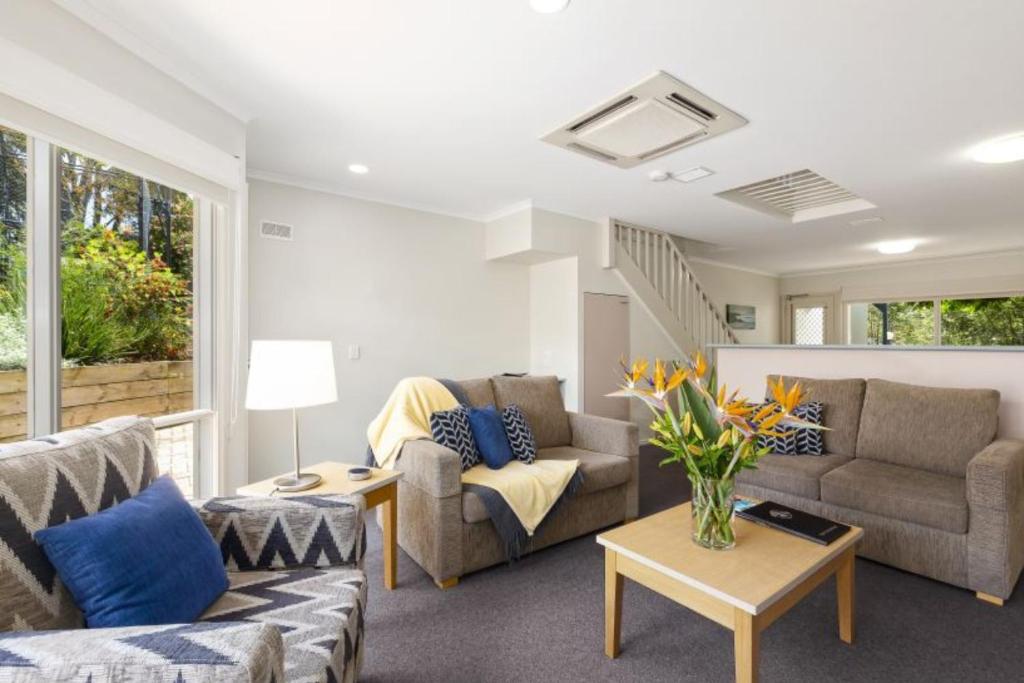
[367,377,582,560]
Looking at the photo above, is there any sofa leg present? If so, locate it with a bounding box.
[435,577,459,590]
[976,591,1004,606]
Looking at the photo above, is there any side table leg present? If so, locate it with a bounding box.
[382,482,397,590]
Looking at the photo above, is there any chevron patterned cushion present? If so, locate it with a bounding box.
[0,621,284,682]
[502,404,537,464]
[756,401,825,455]
[430,405,480,471]
[0,416,158,632]
[194,494,366,571]
[201,567,366,683]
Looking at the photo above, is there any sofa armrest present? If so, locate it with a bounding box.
[193,494,366,571]
[0,622,283,682]
[966,439,1024,600]
[395,438,462,498]
[568,412,639,459]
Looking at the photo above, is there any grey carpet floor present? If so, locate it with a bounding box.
[359,447,1024,682]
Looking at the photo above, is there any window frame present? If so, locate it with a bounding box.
[845,292,1024,347]
[21,132,217,498]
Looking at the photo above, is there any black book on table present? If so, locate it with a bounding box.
[736,501,851,545]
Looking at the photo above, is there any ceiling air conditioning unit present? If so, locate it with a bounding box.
[541,71,747,169]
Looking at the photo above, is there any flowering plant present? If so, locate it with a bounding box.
[611,353,821,549]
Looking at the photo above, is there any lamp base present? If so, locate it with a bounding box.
[273,472,322,492]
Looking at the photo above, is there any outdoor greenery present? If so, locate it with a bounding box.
[866,300,934,345]
[942,297,1024,346]
[0,127,193,370]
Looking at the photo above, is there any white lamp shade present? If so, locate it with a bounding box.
[246,340,338,410]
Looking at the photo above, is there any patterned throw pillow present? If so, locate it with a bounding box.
[755,401,825,455]
[430,406,480,471]
[502,404,537,464]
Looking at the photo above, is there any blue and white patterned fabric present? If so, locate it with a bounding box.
[431,405,480,471]
[502,404,537,464]
[756,401,825,455]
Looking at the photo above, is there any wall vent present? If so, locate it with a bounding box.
[542,71,747,169]
[260,220,293,241]
[716,169,875,223]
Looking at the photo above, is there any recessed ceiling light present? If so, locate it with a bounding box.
[530,0,570,14]
[969,133,1024,164]
[348,164,369,174]
[674,166,715,183]
[876,239,917,255]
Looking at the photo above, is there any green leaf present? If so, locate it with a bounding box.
[682,379,721,443]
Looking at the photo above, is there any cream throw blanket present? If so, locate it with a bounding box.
[461,459,580,536]
[366,377,458,470]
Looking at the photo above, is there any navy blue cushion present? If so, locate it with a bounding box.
[468,405,514,469]
[34,475,228,628]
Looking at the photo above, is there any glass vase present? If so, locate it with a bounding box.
[689,475,736,550]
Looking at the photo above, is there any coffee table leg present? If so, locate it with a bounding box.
[382,482,398,590]
[836,548,855,644]
[734,609,759,683]
[604,548,623,658]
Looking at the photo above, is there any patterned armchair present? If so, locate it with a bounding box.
[0,416,367,683]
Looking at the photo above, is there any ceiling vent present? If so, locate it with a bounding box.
[542,71,747,168]
[716,169,875,223]
[260,220,293,241]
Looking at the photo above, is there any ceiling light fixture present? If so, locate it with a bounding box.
[530,0,570,13]
[348,163,369,174]
[876,239,917,255]
[969,133,1024,164]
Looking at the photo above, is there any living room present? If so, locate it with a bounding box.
[1,1,1023,681]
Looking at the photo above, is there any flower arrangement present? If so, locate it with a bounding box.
[611,353,820,549]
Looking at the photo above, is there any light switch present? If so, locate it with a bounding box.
[348,344,360,360]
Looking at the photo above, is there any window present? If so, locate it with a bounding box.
[941,297,1024,346]
[0,123,214,497]
[0,125,29,441]
[848,296,1024,347]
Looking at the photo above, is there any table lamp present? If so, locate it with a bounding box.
[246,340,338,492]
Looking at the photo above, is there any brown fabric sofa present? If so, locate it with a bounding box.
[393,375,638,588]
[737,376,1024,604]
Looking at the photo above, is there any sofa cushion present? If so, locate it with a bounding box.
[856,379,999,477]
[468,406,514,469]
[755,401,825,455]
[430,405,480,471]
[736,454,851,500]
[461,446,629,523]
[201,567,366,683]
[820,458,968,534]
[502,404,537,464]
[34,475,228,628]
[768,376,865,456]
[491,375,571,448]
[455,377,496,408]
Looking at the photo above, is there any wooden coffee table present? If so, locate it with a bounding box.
[238,461,402,590]
[597,503,862,683]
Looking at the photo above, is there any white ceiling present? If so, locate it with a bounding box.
[61,0,1024,275]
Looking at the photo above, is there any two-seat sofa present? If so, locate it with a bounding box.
[394,375,639,588]
[737,376,1024,604]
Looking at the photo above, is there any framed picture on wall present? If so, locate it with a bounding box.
[727,304,756,330]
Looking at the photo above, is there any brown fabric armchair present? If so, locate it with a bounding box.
[394,376,638,588]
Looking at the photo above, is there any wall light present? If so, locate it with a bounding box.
[969,133,1024,164]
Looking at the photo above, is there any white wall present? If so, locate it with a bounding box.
[689,259,781,344]
[715,345,1024,440]
[247,179,530,479]
[529,258,579,408]
[781,251,1024,301]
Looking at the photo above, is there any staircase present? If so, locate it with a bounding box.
[609,219,738,355]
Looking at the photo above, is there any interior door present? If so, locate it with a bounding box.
[787,295,835,345]
[583,293,630,420]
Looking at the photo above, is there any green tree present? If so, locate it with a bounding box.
[942,297,1024,346]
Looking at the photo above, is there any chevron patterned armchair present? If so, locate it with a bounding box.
[0,416,367,683]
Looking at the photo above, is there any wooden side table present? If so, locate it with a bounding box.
[237,461,402,590]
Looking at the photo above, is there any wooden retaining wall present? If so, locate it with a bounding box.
[0,360,192,441]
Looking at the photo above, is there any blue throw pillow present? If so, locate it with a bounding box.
[468,405,514,469]
[34,475,228,628]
